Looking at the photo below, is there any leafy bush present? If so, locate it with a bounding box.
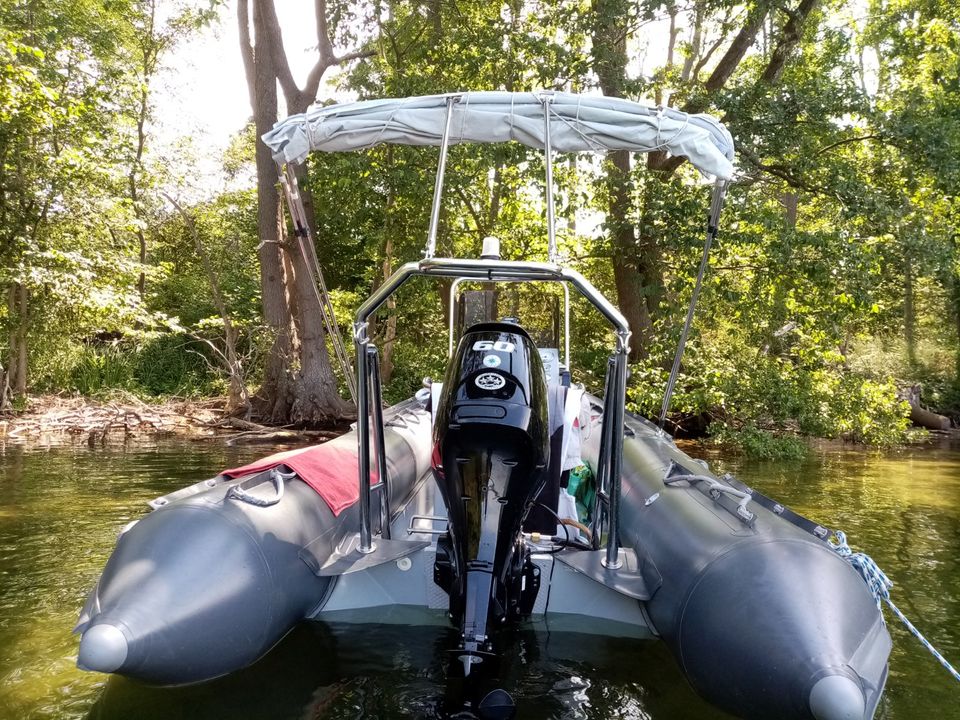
[707,424,809,461]
[625,328,912,455]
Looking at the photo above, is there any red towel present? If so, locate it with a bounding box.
[223,438,377,516]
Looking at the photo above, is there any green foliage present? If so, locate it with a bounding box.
[850,334,960,421]
[707,424,810,461]
[130,335,216,397]
[31,335,220,399]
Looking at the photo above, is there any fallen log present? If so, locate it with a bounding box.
[901,384,951,431]
[225,430,303,445]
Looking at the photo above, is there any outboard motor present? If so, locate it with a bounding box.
[432,321,550,678]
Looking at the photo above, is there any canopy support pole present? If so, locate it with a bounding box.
[424,95,459,259]
[657,180,729,432]
[540,93,558,263]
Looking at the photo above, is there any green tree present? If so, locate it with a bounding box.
[0,2,139,406]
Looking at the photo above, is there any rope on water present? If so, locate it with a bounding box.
[830,530,960,684]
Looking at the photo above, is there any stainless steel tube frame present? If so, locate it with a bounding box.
[603,349,628,568]
[423,96,460,259]
[446,276,571,369]
[368,345,392,540]
[592,357,615,550]
[355,323,375,553]
[354,257,631,560]
[539,92,558,263]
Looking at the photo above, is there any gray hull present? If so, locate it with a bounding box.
[579,404,890,720]
[75,404,432,685]
[76,398,890,719]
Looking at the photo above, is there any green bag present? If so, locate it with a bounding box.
[567,464,595,524]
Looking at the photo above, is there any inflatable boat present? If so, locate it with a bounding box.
[75,92,891,719]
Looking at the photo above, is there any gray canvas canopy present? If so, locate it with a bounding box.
[263,91,735,180]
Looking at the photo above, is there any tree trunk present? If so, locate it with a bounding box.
[681,1,704,83]
[765,194,797,352]
[760,0,821,85]
[608,153,658,361]
[901,385,951,430]
[129,0,159,301]
[15,284,26,397]
[904,252,916,366]
[240,0,369,424]
[248,0,297,420]
[592,0,655,360]
[287,238,351,423]
[0,362,10,411]
[130,69,149,300]
[6,283,28,398]
[242,0,303,421]
[952,247,960,386]
[781,192,798,227]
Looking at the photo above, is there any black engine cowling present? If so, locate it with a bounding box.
[432,322,549,674]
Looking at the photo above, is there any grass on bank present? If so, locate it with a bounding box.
[30,335,230,400]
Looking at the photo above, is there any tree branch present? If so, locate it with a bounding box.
[681,0,704,82]
[648,153,686,175]
[691,32,728,78]
[454,185,487,238]
[737,145,820,194]
[300,16,373,113]
[818,133,883,153]
[760,0,821,84]
[334,47,376,65]
[237,0,256,109]
[650,1,772,174]
[700,0,771,97]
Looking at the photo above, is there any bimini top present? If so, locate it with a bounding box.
[262,91,735,180]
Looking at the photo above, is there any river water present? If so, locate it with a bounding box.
[0,437,958,719]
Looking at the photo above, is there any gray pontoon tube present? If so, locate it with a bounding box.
[75,416,432,686]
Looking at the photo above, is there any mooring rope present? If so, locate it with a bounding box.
[831,530,960,683]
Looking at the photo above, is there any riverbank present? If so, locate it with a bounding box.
[0,395,344,446]
[0,394,226,443]
[3,393,955,457]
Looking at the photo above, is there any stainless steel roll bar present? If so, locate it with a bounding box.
[446,277,571,369]
[354,256,631,569]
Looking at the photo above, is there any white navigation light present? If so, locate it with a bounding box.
[481,236,501,260]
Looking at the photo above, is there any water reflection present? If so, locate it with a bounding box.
[85,623,728,720]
